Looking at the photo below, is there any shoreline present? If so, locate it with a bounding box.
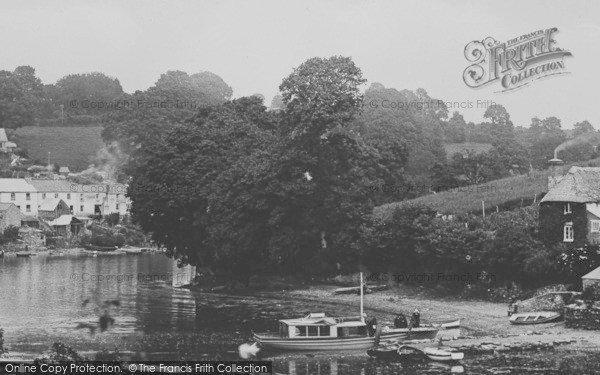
[252,284,600,352]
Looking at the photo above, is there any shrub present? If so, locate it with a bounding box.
[106,213,120,227]
[76,234,92,247]
[91,235,116,247]
[3,226,19,243]
[0,328,7,357]
[113,234,126,247]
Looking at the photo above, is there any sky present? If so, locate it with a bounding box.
[1,0,599,129]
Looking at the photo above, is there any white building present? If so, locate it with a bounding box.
[0,178,131,217]
[0,179,39,216]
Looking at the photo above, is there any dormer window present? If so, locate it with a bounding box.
[564,203,572,214]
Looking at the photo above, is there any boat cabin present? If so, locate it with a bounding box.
[278,313,367,338]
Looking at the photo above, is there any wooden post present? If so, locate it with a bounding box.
[482,201,485,219]
[359,272,364,322]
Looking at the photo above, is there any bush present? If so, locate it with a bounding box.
[3,226,19,243]
[76,234,92,247]
[91,235,116,247]
[113,234,126,247]
[0,328,7,357]
[106,213,120,227]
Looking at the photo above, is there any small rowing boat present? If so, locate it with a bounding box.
[439,319,461,329]
[509,311,561,325]
[423,347,464,362]
[122,247,143,254]
[16,252,33,257]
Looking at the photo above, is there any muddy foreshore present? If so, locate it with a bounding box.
[247,284,600,354]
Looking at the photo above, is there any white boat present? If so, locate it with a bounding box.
[440,319,461,329]
[509,311,561,325]
[122,247,143,254]
[253,313,438,350]
[252,273,438,351]
[423,347,464,362]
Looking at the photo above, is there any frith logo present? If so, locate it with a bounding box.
[463,28,572,92]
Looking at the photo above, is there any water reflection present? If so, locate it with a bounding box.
[270,356,465,375]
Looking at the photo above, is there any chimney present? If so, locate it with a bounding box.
[547,158,564,190]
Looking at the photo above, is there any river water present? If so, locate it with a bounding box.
[1,252,599,374]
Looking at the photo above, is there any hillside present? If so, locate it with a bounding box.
[14,126,104,172]
[373,157,600,219]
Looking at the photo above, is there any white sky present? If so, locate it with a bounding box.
[1,0,599,129]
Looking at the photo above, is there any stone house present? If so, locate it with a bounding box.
[0,202,22,230]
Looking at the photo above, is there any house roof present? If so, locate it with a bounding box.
[27,179,74,192]
[541,167,600,203]
[59,167,70,173]
[39,198,66,211]
[0,129,7,142]
[582,266,600,280]
[0,178,37,192]
[0,202,17,211]
[48,214,77,226]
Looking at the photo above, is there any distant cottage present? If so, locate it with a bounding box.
[540,159,600,246]
[0,202,22,230]
[0,128,17,153]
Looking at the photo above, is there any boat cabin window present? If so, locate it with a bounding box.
[337,326,366,337]
[293,325,331,337]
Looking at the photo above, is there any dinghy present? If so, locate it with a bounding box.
[509,311,561,325]
[423,347,464,362]
[439,319,461,329]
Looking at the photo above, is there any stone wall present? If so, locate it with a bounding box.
[565,304,600,330]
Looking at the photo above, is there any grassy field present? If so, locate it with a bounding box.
[373,157,600,219]
[14,126,104,172]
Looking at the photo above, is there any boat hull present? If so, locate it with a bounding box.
[440,319,461,329]
[254,327,438,351]
[509,311,561,325]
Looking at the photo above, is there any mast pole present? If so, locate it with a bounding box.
[360,272,364,322]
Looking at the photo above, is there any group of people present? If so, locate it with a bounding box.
[393,309,420,329]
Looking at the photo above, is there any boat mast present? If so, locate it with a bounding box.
[360,271,364,322]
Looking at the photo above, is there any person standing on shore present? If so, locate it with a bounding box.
[411,309,420,328]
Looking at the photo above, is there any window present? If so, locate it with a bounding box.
[307,326,318,336]
[319,326,330,336]
[42,193,46,199]
[80,205,84,212]
[116,204,120,210]
[26,193,30,201]
[70,206,73,212]
[564,223,574,242]
[67,193,71,199]
[96,194,99,199]
[80,194,84,201]
[54,193,58,199]
[10,193,15,201]
[592,220,600,233]
[295,326,307,336]
[26,205,31,213]
[564,203,572,214]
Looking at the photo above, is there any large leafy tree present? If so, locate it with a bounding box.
[0,66,43,128]
[101,70,233,174]
[129,56,390,278]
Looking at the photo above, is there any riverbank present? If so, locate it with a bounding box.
[254,284,600,352]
